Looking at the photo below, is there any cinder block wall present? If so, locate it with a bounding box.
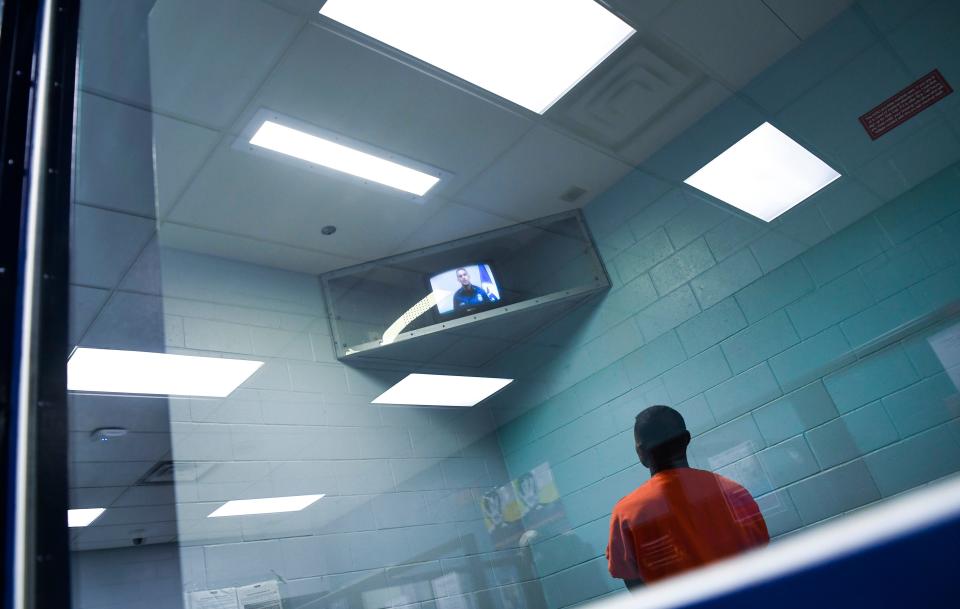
[493,165,960,609]
[487,3,960,607]
[161,249,544,609]
[73,244,544,609]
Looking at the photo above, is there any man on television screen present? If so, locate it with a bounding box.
[453,267,492,311]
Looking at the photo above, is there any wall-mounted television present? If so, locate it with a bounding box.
[429,263,502,317]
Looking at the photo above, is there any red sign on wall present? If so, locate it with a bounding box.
[858,69,953,140]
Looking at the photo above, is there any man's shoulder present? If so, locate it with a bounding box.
[703,469,750,492]
[675,468,749,493]
[612,481,655,514]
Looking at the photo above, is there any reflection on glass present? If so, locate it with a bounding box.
[482,463,565,550]
[929,322,960,391]
[65,1,960,609]
[249,119,440,196]
[67,348,262,397]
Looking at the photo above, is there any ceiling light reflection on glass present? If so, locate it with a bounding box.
[208,494,325,518]
[249,120,440,196]
[68,508,105,528]
[67,348,263,398]
[683,122,841,222]
[319,0,635,114]
[372,373,513,407]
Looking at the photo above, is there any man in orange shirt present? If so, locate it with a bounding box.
[607,405,769,589]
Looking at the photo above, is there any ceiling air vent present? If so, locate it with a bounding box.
[560,186,588,203]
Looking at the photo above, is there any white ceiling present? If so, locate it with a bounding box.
[76,0,854,275]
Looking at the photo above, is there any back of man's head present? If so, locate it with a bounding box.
[634,405,689,465]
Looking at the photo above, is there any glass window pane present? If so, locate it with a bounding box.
[66,2,960,609]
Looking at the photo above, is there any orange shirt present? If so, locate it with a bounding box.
[607,468,769,583]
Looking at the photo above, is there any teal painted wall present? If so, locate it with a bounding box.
[486,2,960,608]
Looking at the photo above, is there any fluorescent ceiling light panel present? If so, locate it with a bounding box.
[250,120,440,196]
[683,122,841,222]
[68,508,105,527]
[67,348,263,398]
[208,494,325,518]
[372,373,513,407]
[319,0,635,114]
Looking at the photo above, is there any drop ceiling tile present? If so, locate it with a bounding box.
[617,79,731,166]
[229,24,533,194]
[75,93,156,216]
[393,203,516,254]
[69,486,127,509]
[776,44,930,173]
[71,431,172,463]
[858,0,935,33]
[69,393,174,433]
[71,204,156,289]
[456,125,633,220]
[119,238,163,294]
[763,0,855,39]
[641,95,766,183]
[158,223,361,275]
[73,521,178,545]
[167,140,446,263]
[261,0,324,17]
[886,0,960,89]
[78,0,155,103]
[742,10,876,114]
[69,461,155,487]
[144,0,302,128]
[111,485,178,508]
[94,505,178,527]
[607,0,676,28]
[654,0,800,88]
[944,111,960,143]
[81,290,167,352]
[154,115,221,218]
[75,93,220,219]
[70,285,110,345]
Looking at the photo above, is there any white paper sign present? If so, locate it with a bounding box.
[188,589,239,609]
[237,580,283,609]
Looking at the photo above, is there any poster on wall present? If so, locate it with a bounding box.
[512,463,563,530]
[480,481,525,548]
[237,580,283,609]
[481,462,565,548]
[187,589,240,609]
